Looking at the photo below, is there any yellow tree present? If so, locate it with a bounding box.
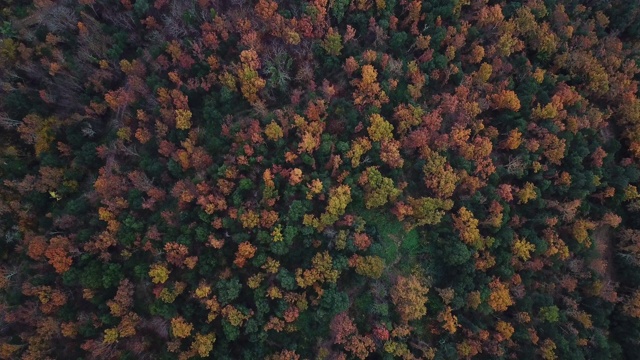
[264,121,284,140]
[360,167,401,209]
[351,255,385,279]
[346,137,372,168]
[367,113,394,142]
[405,196,454,228]
[490,90,521,112]
[488,278,513,312]
[391,275,429,323]
[512,238,536,261]
[352,65,389,109]
[423,148,458,199]
[237,50,266,103]
[500,129,523,150]
[171,316,193,338]
[453,207,482,248]
[190,333,216,357]
[517,182,537,204]
[305,185,352,231]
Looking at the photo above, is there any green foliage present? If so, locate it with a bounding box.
[540,306,560,323]
[217,278,242,305]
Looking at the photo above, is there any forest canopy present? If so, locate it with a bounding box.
[2,0,640,359]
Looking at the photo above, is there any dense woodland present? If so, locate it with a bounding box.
[3,0,640,359]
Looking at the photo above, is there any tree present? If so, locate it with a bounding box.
[367,114,394,142]
[175,109,192,130]
[438,306,459,334]
[517,182,537,204]
[346,137,372,168]
[623,290,640,318]
[234,242,257,268]
[264,121,284,141]
[330,312,357,345]
[391,275,429,323]
[351,255,385,279]
[44,236,73,274]
[512,238,536,261]
[322,27,343,56]
[305,185,352,231]
[171,316,193,338]
[392,103,424,135]
[380,139,404,168]
[238,50,266,103]
[490,90,521,112]
[190,333,216,357]
[149,263,170,284]
[360,167,401,209]
[488,278,513,312]
[453,207,483,248]
[352,65,389,109]
[403,197,453,229]
[500,129,523,150]
[495,321,514,340]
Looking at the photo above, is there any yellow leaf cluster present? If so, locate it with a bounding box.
[238,65,266,103]
[222,305,252,327]
[195,283,211,299]
[160,282,186,303]
[347,137,372,168]
[533,68,546,83]
[171,316,193,338]
[513,238,536,261]
[532,102,559,120]
[306,179,323,199]
[488,279,513,312]
[495,320,514,340]
[517,182,537,204]
[476,62,492,83]
[240,210,260,229]
[264,121,284,141]
[149,263,170,284]
[247,273,265,289]
[191,333,216,357]
[116,127,131,141]
[572,219,596,246]
[438,306,459,334]
[271,225,283,242]
[267,286,283,299]
[353,255,385,279]
[307,185,353,231]
[453,207,482,248]
[367,113,394,142]
[295,251,339,287]
[103,328,119,344]
[262,257,280,273]
[175,109,192,130]
[391,275,429,323]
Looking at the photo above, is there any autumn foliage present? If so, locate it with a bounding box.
[1,0,640,359]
